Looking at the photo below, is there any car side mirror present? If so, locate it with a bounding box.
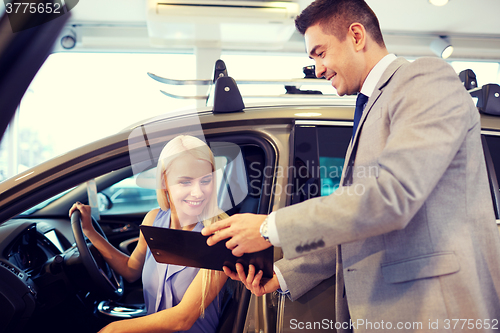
[97,193,113,212]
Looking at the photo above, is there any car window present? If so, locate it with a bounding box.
[16,137,268,221]
[317,126,352,196]
[19,187,75,216]
[100,175,159,215]
[291,124,351,204]
[280,123,351,333]
[484,135,500,185]
[483,134,500,219]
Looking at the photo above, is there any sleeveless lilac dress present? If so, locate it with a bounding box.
[142,209,225,333]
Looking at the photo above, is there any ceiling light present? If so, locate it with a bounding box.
[60,28,77,49]
[429,0,449,6]
[430,36,453,59]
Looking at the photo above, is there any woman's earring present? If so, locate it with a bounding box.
[166,191,170,203]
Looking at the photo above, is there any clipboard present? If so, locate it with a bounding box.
[140,225,274,279]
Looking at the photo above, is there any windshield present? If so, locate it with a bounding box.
[20,187,75,216]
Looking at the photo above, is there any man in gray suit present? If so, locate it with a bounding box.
[202,0,500,330]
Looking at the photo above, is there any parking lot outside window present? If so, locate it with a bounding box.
[291,125,351,204]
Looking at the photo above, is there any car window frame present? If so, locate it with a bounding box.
[275,120,353,333]
[481,132,500,219]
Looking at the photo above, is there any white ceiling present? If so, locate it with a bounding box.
[365,0,500,35]
[60,0,500,61]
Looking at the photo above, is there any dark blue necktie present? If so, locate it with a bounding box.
[352,93,369,139]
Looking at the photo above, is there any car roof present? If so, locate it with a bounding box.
[135,103,354,130]
[133,100,500,133]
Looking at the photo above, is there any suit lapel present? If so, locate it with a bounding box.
[341,58,408,185]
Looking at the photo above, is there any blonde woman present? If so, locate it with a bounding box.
[70,135,229,333]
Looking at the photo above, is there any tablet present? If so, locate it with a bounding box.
[140,225,274,279]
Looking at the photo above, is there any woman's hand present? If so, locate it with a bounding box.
[68,202,95,237]
[223,263,280,297]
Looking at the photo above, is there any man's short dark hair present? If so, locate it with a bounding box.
[295,0,385,47]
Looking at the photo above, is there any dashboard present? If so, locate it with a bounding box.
[7,225,60,271]
[0,219,76,332]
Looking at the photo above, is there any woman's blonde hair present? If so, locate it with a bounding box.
[155,135,228,316]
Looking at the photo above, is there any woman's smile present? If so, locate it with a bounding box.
[184,199,204,207]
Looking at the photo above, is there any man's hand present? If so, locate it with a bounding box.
[223,264,280,297]
[201,213,271,257]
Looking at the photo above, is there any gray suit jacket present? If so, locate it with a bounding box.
[275,57,500,332]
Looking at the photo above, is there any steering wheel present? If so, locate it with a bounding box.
[71,211,124,300]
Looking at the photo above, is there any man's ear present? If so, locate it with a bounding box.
[349,23,366,51]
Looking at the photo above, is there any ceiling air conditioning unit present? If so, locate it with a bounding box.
[146,0,300,50]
